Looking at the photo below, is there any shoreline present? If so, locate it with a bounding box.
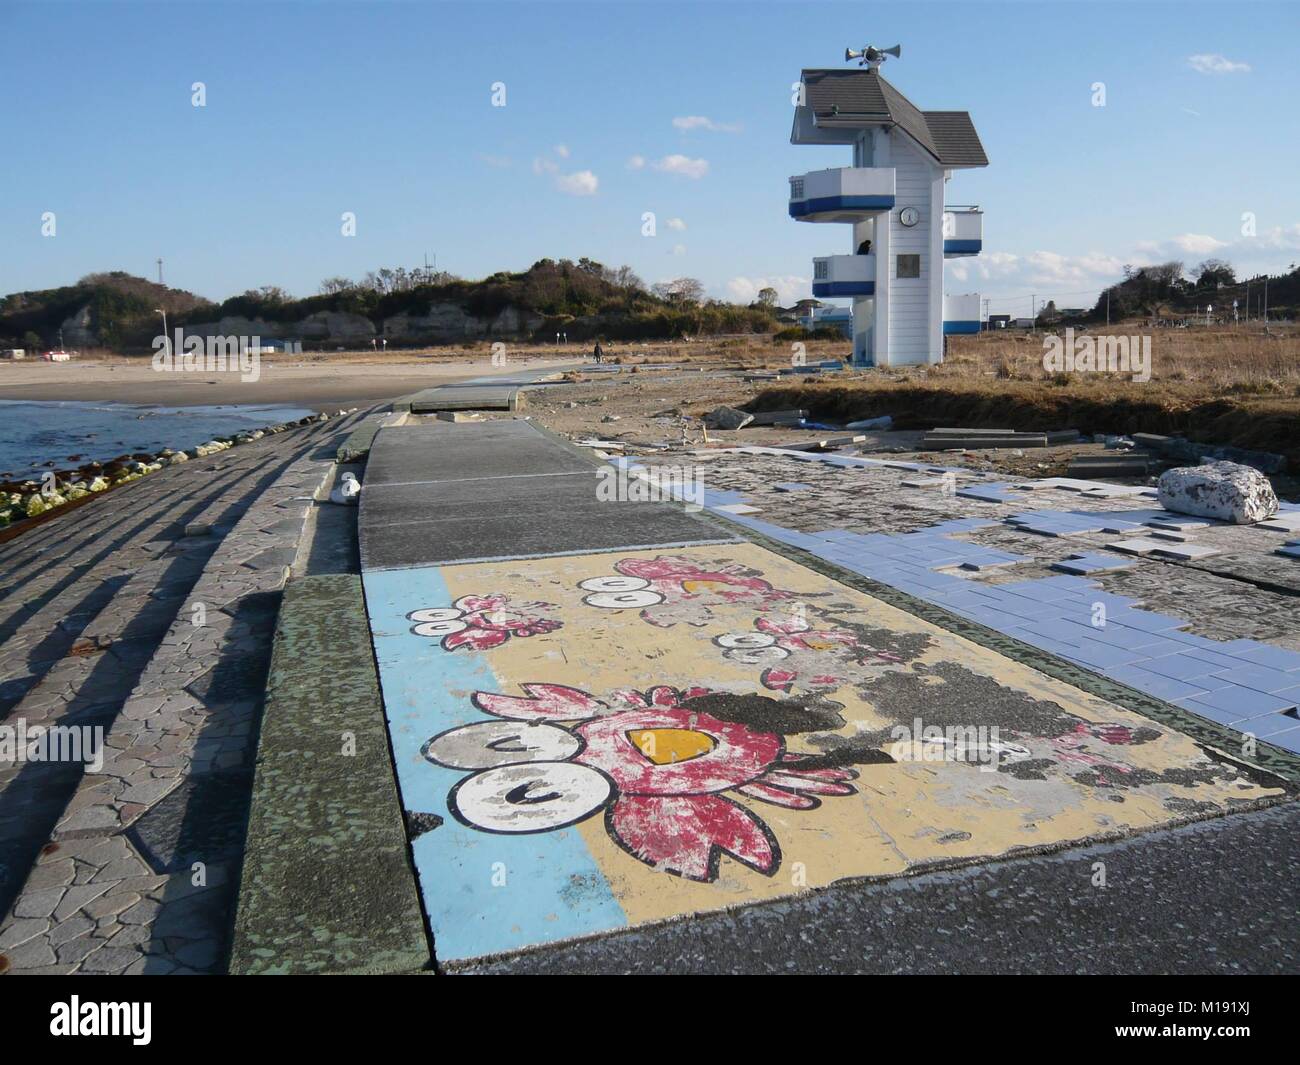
[0,356,571,412]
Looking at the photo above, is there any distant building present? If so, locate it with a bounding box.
[798,304,853,337]
[986,314,1011,330]
[0,348,26,359]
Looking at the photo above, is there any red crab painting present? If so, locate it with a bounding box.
[406,595,561,652]
[714,614,907,693]
[422,683,858,882]
[578,555,801,629]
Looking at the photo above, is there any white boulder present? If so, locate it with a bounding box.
[1157,461,1278,524]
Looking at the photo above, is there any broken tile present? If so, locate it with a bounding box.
[1107,538,1169,556]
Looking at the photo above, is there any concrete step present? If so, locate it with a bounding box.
[229,574,427,975]
[0,412,367,973]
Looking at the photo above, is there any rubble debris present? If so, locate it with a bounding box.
[747,409,807,426]
[703,405,754,430]
[846,415,893,430]
[1066,453,1153,479]
[922,428,1049,449]
[786,434,867,452]
[1132,433,1286,475]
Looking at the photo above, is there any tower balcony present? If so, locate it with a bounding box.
[789,167,895,222]
[943,206,983,256]
[943,292,982,334]
[812,254,875,297]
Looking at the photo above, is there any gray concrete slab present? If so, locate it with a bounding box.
[459,801,1300,974]
[359,420,735,570]
[364,422,592,486]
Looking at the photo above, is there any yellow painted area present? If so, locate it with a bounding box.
[436,542,1284,926]
[628,728,716,764]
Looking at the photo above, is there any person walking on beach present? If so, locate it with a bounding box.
[593,339,604,364]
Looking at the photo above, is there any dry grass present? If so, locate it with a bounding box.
[937,324,1300,396]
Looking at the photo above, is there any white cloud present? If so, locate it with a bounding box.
[665,217,686,231]
[726,275,809,305]
[955,222,1300,309]
[532,156,558,175]
[554,170,599,196]
[1187,53,1251,75]
[1172,233,1229,255]
[672,115,742,133]
[554,144,570,158]
[626,154,646,170]
[652,154,710,179]
[671,243,687,256]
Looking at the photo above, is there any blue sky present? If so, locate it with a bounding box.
[3,0,1298,316]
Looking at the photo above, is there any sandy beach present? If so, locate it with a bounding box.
[0,355,574,411]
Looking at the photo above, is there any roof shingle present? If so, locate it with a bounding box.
[800,68,987,167]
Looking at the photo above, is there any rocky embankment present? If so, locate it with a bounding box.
[0,410,356,530]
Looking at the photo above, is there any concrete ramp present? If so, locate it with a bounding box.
[358,421,733,569]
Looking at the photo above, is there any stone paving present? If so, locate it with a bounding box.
[630,447,1300,760]
[0,410,369,973]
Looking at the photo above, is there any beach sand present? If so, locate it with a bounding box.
[0,356,573,411]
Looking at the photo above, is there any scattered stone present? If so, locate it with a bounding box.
[703,406,754,430]
[328,472,361,506]
[1157,461,1278,524]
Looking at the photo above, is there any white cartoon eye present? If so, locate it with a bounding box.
[716,632,778,650]
[412,619,470,637]
[450,763,611,833]
[409,607,464,623]
[727,646,790,664]
[583,590,664,609]
[424,721,582,770]
[579,576,651,593]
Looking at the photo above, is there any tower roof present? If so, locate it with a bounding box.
[797,68,988,167]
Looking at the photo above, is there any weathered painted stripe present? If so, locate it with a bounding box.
[363,566,628,962]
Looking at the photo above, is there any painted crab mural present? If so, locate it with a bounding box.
[578,555,802,629]
[422,683,860,882]
[714,613,911,693]
[406,595,561,652]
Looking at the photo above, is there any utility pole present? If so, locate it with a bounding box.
[1105,290,1110,326]
[1263,274,1269,325]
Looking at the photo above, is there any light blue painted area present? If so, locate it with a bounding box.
[362,566,627,962]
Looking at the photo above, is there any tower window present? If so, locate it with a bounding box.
[897,254,921,279]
